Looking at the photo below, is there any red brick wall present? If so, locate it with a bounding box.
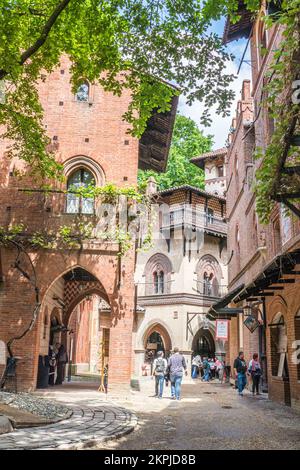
[0,58,138,390]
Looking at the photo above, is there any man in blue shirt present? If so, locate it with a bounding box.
[168,347,187,400]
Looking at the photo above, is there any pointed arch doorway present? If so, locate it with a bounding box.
[192,328,215,358]
[144,323,172,364]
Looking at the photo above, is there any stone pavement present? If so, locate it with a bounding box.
[1,378,300,450]
[0,382,137,450]
[94,377,300,450]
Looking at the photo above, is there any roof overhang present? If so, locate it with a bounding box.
[190,148,227,170]
[207,284,245,319]
[233,250,300,303]
[138,94,179,173]
[208,249,300,319]
[222,1,255,45]
[156,184,226,203]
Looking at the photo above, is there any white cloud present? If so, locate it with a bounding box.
[178,41,252,149]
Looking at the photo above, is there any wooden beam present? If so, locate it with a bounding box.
[290,135,300,146]
[262,286,284,290]
[275,193,300,199]
[257,292,274,296]
[280,198,300,219]
[281,166,300,175]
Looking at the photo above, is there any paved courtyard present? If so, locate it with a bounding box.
[97,378,300,450]
[0,378,299,450]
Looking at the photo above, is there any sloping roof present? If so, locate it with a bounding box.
[156,184,226,203]
[207,284,245,319]
[223,1,254,44]
[138,94,179,173]
[190,147,227,170]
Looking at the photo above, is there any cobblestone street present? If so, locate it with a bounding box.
[0,378,299,450]
[96,378,300,451]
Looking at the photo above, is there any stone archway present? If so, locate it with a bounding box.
[192,328,215,358]
[37,266,111,387]
[143,323,172,352]
[142,322,172,365]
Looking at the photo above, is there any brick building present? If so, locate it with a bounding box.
[208,3,300,410]
[0,56,178,391]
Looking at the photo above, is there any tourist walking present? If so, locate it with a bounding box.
[248,353,262,395]
[152,351,168,398]
[191,354,201,378]
[168,347,187,400]
[215,358,224,383]
[202,357,211,382]
[233,351,247,396]
[55,344,68,385]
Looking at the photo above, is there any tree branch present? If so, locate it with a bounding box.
[0,0,72,81]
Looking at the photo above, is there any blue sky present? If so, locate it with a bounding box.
[178,19,252,149]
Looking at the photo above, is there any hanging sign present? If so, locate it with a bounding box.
[244,315,260,333]
[215,320,229,340]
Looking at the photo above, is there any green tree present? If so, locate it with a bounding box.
[0,0,237,179]
[138,114,213,190]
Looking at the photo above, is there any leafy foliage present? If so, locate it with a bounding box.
[0,0,236,179]
[254,0,300,222]
[138,114,213,190]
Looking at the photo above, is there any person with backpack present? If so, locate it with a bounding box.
[168,347,187,400]
[233,351,247,396]
[248,353,262,395]
[152,351,168,398]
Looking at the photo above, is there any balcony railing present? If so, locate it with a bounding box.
[195,280,228,299]
[161,205,227,236]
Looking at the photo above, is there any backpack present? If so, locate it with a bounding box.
[155,358,165,374]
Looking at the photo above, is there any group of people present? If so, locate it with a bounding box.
[234,351,262,396]
[191,355,227,382]
[152,349,263,401]
[48,343,68,386]
[152,347,187,400]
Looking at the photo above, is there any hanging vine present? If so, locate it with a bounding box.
[253,0,300,222]
[0,183,153,257]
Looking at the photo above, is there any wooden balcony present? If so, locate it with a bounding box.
[161,204,227,238]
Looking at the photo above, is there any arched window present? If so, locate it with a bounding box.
[203,272,213,296]
[270,314,288,378]
[145,254,172,295]
[158,271,164,294]
[75,82,89,102]
[66,167,95,214]
[153,271,158,294]
[153,270,165,294]
[196,255,222,298]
